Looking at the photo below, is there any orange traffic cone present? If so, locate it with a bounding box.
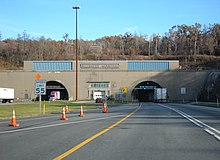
[60,107,68,120]
[103,101,108,113]
[79,105,85,117]
[65,105,70,113]
[9,109,20,127]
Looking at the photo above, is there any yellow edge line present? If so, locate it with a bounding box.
[53,105,141,160]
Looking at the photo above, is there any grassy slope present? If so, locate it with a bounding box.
[0,101,102,119]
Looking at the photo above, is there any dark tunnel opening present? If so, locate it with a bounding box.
[36,81,69,101]
[132,81,161,102]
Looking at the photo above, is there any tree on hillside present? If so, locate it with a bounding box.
[0,23,220,70]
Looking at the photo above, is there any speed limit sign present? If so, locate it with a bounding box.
[35,80,46,95]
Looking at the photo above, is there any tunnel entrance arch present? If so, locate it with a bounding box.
[132,81,161,102]
[40,81,69,101]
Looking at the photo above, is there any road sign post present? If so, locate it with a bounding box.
[39,95,42,113]
[35,79,46,114]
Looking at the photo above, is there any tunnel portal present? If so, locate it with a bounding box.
[132,81,161,102]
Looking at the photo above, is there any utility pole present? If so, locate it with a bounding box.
[72,6,80,101]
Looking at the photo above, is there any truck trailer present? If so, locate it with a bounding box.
[154,88,167,103]
[0,88,14,103]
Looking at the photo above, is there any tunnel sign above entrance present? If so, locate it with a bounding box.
[137,86,157,90]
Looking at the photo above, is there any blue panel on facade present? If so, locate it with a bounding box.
[33,61,72,71]
[128,62,169,71]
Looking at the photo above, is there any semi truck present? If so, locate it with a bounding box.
[0,88,14,103]
[154,88,167,103]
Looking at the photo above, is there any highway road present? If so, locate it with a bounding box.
[0,103,219,160]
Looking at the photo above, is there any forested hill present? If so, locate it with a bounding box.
[0,23,220,70]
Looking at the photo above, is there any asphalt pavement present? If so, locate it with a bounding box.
[0,103,219,160]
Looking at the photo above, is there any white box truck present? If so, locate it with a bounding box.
[154,88,167,103]
[0,88,14,103]
[93,91,105,100]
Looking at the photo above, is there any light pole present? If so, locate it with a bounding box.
[72,6,80,101]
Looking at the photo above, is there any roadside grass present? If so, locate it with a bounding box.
[107,100,131,104]
[0,101,102,119]
[193,102,219,108]
[168,100,220,108]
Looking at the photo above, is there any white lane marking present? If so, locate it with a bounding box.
[204,129,220,141]
[214,135,220,141]
[0,106,135,124]
[0,113,83,124]
[158,104,220,141]
[0,114,79,124]
[0,114,126,134]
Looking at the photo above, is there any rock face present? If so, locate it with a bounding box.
[199,72,220,101]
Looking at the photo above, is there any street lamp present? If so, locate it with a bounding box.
[72,6,80,101]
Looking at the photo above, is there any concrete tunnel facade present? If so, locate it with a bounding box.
[0,60,209,102]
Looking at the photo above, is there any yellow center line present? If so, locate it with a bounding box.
[53,105,141,160]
